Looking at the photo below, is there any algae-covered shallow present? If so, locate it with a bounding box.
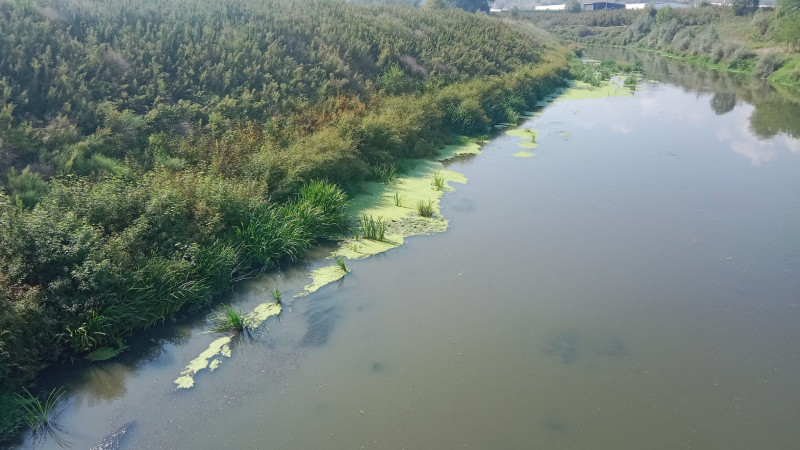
[22,53,800,450]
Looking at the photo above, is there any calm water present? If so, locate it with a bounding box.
[25,54,800,449]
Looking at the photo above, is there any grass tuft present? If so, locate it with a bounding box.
[15,387,68,446]
[374,164,397,184]
[360,214,387,241]
[336,256,349,273]
[417,200,435,217]
[393,192,404,207]
[431,172,446,191]
[209,304,248,333]
[271,284,282,304]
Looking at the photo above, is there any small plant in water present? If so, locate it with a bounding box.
[417,200,435,218]
[431,172,445,190]
[271,285,282,304]
[209,304,248,333]
[336,256,349,273]
[360,214,387,241]
[16,387,67,445]
[374,163,397,184]
[394,192,404,207]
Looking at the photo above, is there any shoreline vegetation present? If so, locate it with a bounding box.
[0,0,571,443]
[504,4,800,95]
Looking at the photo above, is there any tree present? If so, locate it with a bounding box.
[777,0,800,13]
[566,0,582,13]
[774,12,800,51]
[732,0,759,16]
[452,0,490,12]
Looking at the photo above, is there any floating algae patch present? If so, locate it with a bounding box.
[245,302,282,324]
[174,336,232,389]
[513,151,536,158]
[506,128,537,140]
[436,141,482,161]
[335,235,404,260]
[558,130,571,139]
[297,265,348,298]
[557,80,633,101]
[174,302,281,389]
[506,128,538,149]
[209,359,221,371]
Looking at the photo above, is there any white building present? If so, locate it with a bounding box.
[534,4,566,10]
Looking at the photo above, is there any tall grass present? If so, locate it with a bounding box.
[431,173,446,190]
[417,200,435,217]
[336,256,349,273]
[236,181,348,268]
[15,387,67,446]
[360,215,387,241]
[271,284,282,304]
[374,164,397,184]
[209,304,248,333]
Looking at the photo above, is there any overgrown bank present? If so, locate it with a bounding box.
[506,5,800,94]
[0,0,570,442]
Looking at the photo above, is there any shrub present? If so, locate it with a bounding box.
[753,51,785,78]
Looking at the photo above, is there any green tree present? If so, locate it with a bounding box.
[774,12,800,51]
[777,0,800,13]
[732,0,759,15]
[566,0,582,13]
[655,6,675,24]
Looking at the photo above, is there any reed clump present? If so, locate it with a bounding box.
[417,200,435,217]
[360,215,387,241]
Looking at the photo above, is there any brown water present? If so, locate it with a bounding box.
[24,53,800,449]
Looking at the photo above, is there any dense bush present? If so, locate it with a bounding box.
[753,51,786,78]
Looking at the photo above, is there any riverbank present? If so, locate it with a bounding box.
[0,29,570,449]
[506,6,800,95]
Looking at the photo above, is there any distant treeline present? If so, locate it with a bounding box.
[508,4,800,88]
[0,0,568,442]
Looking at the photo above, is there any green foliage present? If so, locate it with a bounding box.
[431,172,446,190]
[375,164,397,184]
[655,6,675,24]
[566,0,582,14]
[733,0,759,16]
[774,12,800,51]
[5,167,48,209]
[360,215,387,241]
[778,0,800,13]
[417,200,435,217]
[15,387,66,440]
[425,0,489,12]
[753,52,786,78]
[394,192,404,207]
[0,1,571,444]
[336,256,349,273]
[208,304,247,334]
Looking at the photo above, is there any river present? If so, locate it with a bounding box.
[23,51,800,449]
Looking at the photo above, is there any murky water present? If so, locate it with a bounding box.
[25,52,800,449]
